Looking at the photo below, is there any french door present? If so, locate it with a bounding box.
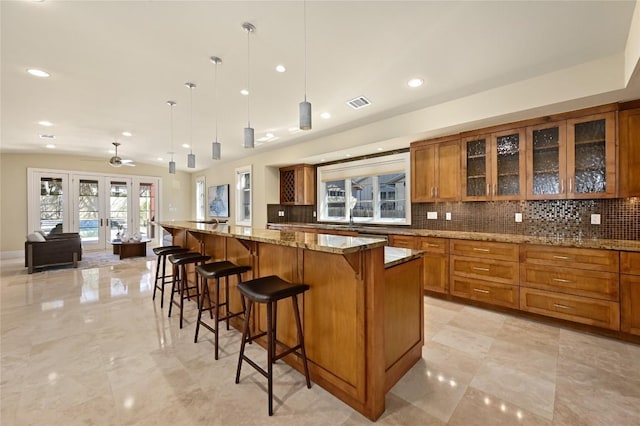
[29,169,160,251]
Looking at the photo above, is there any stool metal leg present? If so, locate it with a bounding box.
[235,300,253,384]
[153,254,162,301]
[194,277,207,343]
[214,276,220,360]
[292,294,311,388]
[267,301,274,416]
[168,266,180,318]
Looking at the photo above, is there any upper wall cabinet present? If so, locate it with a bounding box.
[280,164,315,205]
[526,112,616,200]
[618,106,640,197]
[461,128,526,201]
[411,137,460,202]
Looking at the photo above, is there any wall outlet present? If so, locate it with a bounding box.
[427,211,438,220]
[312,211,316,217]
[278,210,285,217]
[591,214,601,225]
[515,213,523,223]
[446,212,452,221]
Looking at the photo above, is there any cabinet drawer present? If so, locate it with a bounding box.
[389,235,417,249]
[520,287,620,330]
[520,264,619,301]
[451,255,518,285]
[621,252,640,275]
[520,245,618,272]
[450,276,519,309]
[417,237,448,254]
[450,239,518,261]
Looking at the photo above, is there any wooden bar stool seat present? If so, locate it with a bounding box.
[167,252,211,328]
[194,261,252,359]
[235,275,311,416]
[152,246,190,308]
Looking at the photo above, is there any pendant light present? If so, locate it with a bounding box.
[242,22,256,149]
[299,0,312,130]
[185,82,196,168]
[167,100,177,174]
[210,56,222,160]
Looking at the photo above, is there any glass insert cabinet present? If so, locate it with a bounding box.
[526,112,616,199]
[461,128,526,201]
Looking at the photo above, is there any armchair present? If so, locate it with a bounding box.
[25,232,83,274]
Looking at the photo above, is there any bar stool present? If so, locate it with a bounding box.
[152,246,190,308]
[168,252,211,328]
[194,261,252,359]
[235,275,311,416]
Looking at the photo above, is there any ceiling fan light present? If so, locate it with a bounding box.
[212,141,221,160]
[244,127,254,149]
[300,100,312,130]
[187,152,195,168]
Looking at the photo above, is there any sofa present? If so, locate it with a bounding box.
[25,231,83,274]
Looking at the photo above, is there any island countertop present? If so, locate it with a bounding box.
[158,221,387,254]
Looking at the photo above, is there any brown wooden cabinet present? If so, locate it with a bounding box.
[410,137,460,202]
[520,245,620,330]
[388,234,449,294]
[461,128,526,201]
[526,112,616,200]
[621,251,640,336]
[450,239,519,308]
[279,164,315,205]
[618,104,640,197]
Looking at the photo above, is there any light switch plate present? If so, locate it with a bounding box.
[427,211,438,220]
[446,212,452,221]
[591,214,601,225]
[515,213,523,223]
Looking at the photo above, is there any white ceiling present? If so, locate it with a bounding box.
[1,0,638,172]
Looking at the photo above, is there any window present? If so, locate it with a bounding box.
[195,176,206,221]
[235,165,252,226]
[317,153,410,225]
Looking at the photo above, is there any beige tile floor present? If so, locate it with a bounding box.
[2,253,640,425]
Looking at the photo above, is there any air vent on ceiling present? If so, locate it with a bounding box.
[346,96,371,110]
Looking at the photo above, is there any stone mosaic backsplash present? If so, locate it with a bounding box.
[268,198,639,241]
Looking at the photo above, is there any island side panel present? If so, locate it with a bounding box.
[383,256,424,392]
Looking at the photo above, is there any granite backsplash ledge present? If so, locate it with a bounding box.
[268,198,639,241]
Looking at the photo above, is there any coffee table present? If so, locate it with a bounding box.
[111,239,152,259]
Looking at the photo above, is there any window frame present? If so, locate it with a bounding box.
[316,153,411,225]
[235,165,252,226]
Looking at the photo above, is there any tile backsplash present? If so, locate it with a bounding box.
[268,198,639,241]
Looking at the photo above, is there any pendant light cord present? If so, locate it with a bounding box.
[214,63,218,141]
[304,0,307,102]
[170,103,174,161]
[247,28,251,126]
[189,85,193,154]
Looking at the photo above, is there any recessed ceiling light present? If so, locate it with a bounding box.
[275,65,286,73]
[240,89,249,96]
[157,157,163,161]
[45,144,55,149]
[320,112,331,119]
[345,154,352,157]
[122,131,132,137]
[407,78,424,88]
[39,134,55,139]
[181,143,190,148]
[27,68,50,78]
[38,120,53,126]
[377,147,383,151]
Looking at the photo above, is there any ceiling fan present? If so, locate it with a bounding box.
[109,142,135,167]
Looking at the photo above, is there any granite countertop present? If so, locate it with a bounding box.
[159,221,387,254]
[384,246,424,268]
[267,222,640,252]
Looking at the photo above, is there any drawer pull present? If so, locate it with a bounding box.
[473,248,490,252]
[472,267,490,272]
[553,278,574,283]
[553,255,571,260]
[426,243,440,248]
[553,303,573,310]
[473,288,490,294]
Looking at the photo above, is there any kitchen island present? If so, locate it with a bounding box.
[158,221,424,421]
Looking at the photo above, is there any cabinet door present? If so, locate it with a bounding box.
[619,107,640,197]
[621,274,640,336]
[410,144,436,202]
[435,140,460,201]
[526,122,567,199]
[461,135,490,201]
[492,128,526,200]
[566,112,616,199]
[424,253,449,294]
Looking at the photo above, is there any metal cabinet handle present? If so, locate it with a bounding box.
[553,278,574,283]
[553,255,571,260]
[473,248,490,252]
[553,303,572,310]
[486,184,490,196]
[473,288,490,294]
[431,187,435,197]
[560,179,564,194]
[569,178,573,193]
[426,243,440,248]
[472,267,490,272]
[493,184,497,196]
